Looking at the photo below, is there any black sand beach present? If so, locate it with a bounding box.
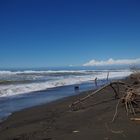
[0,73,140,140]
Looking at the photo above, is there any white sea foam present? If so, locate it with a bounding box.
[0,70,132,97]
[0,70,88,75]
[0,69,127,75]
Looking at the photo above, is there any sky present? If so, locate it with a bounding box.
[0,0,140,68]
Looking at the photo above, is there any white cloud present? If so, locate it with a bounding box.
[83,58,140,66]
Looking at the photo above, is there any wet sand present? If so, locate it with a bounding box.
[0,73,140,140]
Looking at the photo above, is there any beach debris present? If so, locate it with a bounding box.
[74,85,80,91]
[106,71,110,82]
[111,100,121,122]
[94,77,98,88]
[130,118,140,121]
[73,130,80,133]
[121,88,137,115]
[112,85,140,122]
[70,81,129,111]
[70,80,140,122]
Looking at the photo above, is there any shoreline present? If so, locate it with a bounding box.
[0,81,97,122]
[0,73,140,140]
[0,77,115,122]
[0,87,95,124]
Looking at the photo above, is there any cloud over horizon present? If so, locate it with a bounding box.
[83,58,140,66]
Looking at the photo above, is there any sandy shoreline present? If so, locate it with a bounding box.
[0,74,140,140]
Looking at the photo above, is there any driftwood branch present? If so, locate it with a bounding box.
[112,99,121,122]
[106,72,110,81]
[112,85,140,122]
[70,81,130,110]
[94,77,98,88]
[70,78,140,122]
[110,83,119,99]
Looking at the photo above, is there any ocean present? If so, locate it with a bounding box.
[0,67,132,121]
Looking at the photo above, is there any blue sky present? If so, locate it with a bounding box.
[0,0,140,68]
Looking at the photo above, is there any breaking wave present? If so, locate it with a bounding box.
[0,70,132,97]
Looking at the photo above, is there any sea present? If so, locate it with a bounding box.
[0,66,132,121]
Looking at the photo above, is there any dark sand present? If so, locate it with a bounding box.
[0,74,140,140]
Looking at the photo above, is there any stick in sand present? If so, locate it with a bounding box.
[95,77,98,88]
[107,71,110,81]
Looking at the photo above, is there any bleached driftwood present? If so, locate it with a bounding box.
[130,118,140,121]
[70,80,140,122]
[112,86,140,122]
